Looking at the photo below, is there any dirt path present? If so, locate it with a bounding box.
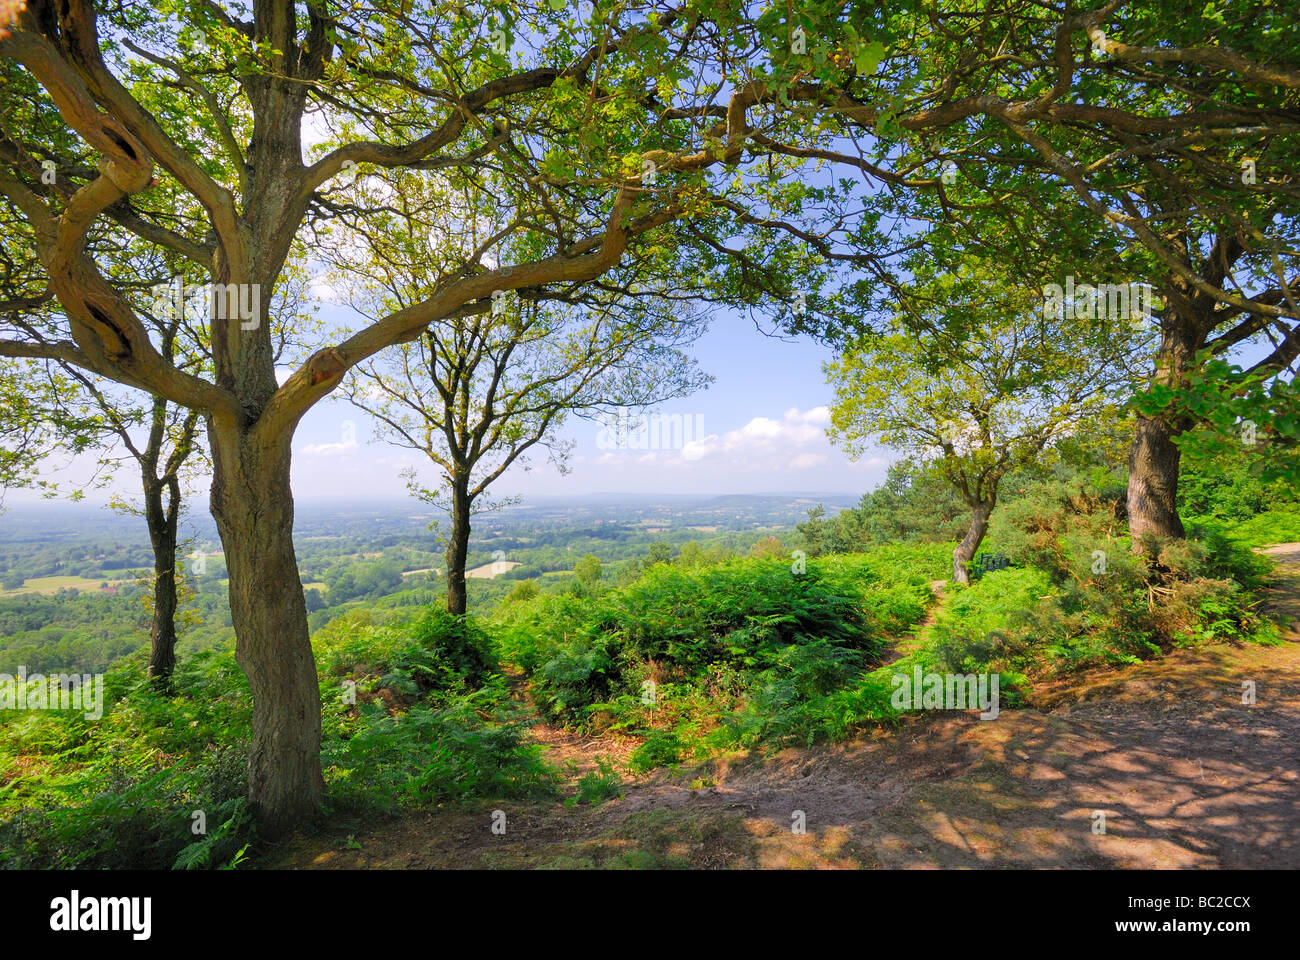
[270,547,1300,869]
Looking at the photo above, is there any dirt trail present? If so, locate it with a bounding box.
[271,547,1300,869]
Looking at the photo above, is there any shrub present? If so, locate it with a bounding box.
[535,635,616,722]
[570,758,623,806]
[505,579,540,604]
[405,608,498,691]
[949,486,1280,675]
[494,545,946,762]
[629,730,684,773]
[322,681,557,812]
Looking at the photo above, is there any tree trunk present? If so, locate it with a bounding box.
[1127,316,1197,552]
[952,501,993,584]
[1127,411,1186,547]
[445,475,471,616]
[143,476,179,689]
[209,423,323,838]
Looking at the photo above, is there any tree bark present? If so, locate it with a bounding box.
[1127,317,1197,552]
[143,475,180,688]
[952,501,993,584]
[445,474,472,616]
[1127,411,1186,546]
[209,421,323,838]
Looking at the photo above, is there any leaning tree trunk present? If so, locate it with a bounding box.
[143,475,180,688]
[952,500,994,584]
[1128,317,1197,552]
[209,421,324,838]
[445,475,472,616]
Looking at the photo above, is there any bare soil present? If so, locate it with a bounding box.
[268,545,1300,869]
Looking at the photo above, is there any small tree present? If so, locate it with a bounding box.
[505,579,539,604]
[573,554,601,589]
[644,542,673,568]
[329,172,708,614]
[0,212,209,684]
[827,275,1137,583]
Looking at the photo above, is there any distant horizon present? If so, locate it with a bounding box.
[1,488,866,510]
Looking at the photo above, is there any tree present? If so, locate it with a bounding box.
[0,359,90,498]
[0,0,861,832]
[2,186,310,686]
[504,578,538,604]
[1141,354,1299,524]
[827,272,1135,582]
[798,460,967,556]
[573,554,601,589]
[644,541,673,568]
[930,6,1298,549]
[326,170,707,615]
[81,361,203,687]
[676,540,705,566]
[759,2,1299,553]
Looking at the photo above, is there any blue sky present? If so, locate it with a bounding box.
[290,304,890,501]
[9,303,891,506]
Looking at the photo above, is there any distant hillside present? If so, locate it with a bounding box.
[0,492,861,545]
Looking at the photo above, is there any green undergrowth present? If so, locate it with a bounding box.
[493,544,951,761]
[930,536,1279,680]
[1188,508,1300,549]
[315,609,556,815]
[494,514,1281,776]
[0,647,254,870]
[1,508,1282,866]
[0,608,557,869]
[939,484,1285,683]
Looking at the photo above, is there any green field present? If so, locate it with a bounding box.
[0,575,129,597]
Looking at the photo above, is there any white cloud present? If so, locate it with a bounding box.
[298,440,358,457]
[594,407,843,476]
[847,455,888,470]
[679,438,712,462]
[309,280,338,303]
[789,453,828,470]
[677,408,827,465]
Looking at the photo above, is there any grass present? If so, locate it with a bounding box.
[0,575,129,597]
[1204,509,1300,548]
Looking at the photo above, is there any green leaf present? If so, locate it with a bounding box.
[855,41,887,75]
